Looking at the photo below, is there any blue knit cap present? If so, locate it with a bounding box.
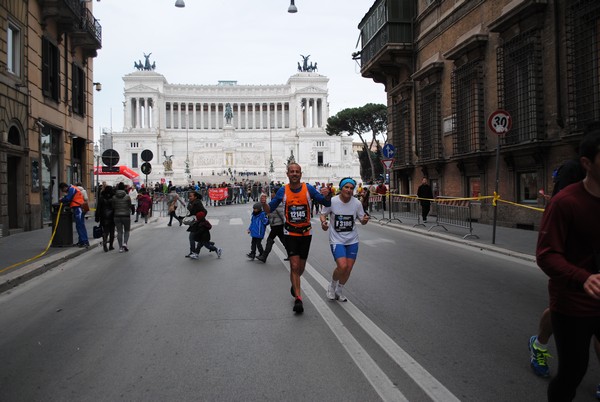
[339,177,357,189]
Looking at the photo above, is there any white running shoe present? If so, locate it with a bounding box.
[190,253,199,260]
[326,283,336,300]
[216,248,222,258]
[335,287,348,302]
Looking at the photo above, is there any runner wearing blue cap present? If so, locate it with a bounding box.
[320,177,370,302]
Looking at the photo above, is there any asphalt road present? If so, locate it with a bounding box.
[1,203,598,401]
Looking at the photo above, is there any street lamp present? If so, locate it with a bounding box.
[269,128,274,175]
[288,0,297,13]
[185,108,191,180]
[94,143,100,205]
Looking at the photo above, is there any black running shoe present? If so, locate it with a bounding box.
[293,298,304,314]
[256,254,267,263]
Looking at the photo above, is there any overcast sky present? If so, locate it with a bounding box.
[91,0,386,138]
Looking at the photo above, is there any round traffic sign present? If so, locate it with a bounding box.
[102,149,120,167]
[141,162,152,175]
[382,143,396,159]
[488,110,512,135]
[141,149,153,162]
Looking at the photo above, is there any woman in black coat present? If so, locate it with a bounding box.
[95,185,115,252]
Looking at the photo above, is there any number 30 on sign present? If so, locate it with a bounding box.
[487,110,512,135]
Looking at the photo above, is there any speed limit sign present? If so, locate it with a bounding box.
[488,109,512,135]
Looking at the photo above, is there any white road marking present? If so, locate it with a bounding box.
[228,218,243,225]
[270,245,460,402]
[271,246,408,401]
[363,238,396,246]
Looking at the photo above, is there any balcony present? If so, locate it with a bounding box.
[357,0,415,85]
[39,0,102,57]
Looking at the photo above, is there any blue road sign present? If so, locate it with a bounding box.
[382,143,395,159]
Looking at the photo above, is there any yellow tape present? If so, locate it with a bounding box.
[0,203,62,274]
[388,192,544,212]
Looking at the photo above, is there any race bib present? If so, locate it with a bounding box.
[334,214,354,232]
[287,205,308,224]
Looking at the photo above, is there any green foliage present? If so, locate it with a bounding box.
[327,103,387,181]
[326,103,387,137]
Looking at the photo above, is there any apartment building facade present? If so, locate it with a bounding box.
[358,0,597,228]
[0,0,101,236]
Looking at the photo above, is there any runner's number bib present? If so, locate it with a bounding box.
[334,215,354,232]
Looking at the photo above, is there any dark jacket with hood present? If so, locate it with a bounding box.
[111,189,132,218]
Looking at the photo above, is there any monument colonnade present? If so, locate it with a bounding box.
[125,96,327,131]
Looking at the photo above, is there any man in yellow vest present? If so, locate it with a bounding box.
[59,182,89,247]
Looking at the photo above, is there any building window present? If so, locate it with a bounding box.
[316,141,325,147]
[42,37,60,102]
[497,30,544,145]
[7,22,22,76]
[317,152,324,166]
[132,153,138,168]
[391,99,412,166]
[468,176,481,198]
[72,63,85,116]
[518,172,538,203]
[566,0,600,131]
[452,59,485,155]
[417,83,442,161]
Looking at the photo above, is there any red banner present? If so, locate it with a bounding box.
[209,188,228,201]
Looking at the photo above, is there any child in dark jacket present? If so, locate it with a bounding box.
[246,202,268,260]
[188,211,222,260]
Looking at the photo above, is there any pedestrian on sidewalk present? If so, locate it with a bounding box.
[187,211,222,259]
[360,182,371,215]
[111,182,132,252]
[417,177,434,223]
[136,188,153,224]
[320,177,369,302]
[256,188,286,263]
[376,181,387,211]
[260,163,332,314]
[536,128,600,401]
[95,185,115,252]
[247,202,268,260]
[59,182,89,247]
[129,186,138,218]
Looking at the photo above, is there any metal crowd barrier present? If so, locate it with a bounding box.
[387,195,425,227]
[428,198,478,239]
[152,193,169,217]
[368,194,383,221]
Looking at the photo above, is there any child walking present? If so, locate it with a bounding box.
[188,211,222,260]
[247,202,268,260]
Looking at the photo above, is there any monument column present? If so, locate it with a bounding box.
[136,98,141,128]
[193,103,197,129]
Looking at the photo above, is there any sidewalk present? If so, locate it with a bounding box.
[0,215,157,292]
[0,210,539,293]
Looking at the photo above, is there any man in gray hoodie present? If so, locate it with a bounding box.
[111,182,132,252]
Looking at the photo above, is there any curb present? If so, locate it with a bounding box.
[380,220,537,264]
[0,219,155,294]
